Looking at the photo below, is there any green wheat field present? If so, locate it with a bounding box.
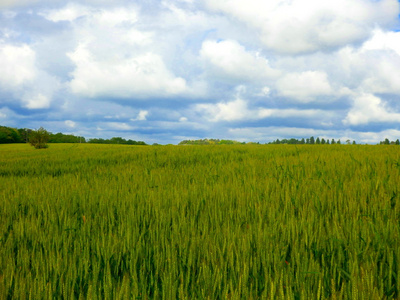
[0,143,399,299]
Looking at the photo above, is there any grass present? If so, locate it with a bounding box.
[0,143,399,299]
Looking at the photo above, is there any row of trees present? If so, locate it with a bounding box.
[0,126,32,144]
[0,126,84,144]
[0,125,147,147]
[49,132,85,143]
[87,137,146,145]
[2,125,400,147]
[269,136,400,145]
[380,138,400,145]
[269,137,353,145]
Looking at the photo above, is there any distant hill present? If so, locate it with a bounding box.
[178,139,245,145]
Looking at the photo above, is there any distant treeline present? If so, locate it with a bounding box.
[2,125,400,146]
[179,139,246,145]
[0,126,147,145]
[180,137,400,145]
[379,138,400,145]
[49,132,86,143]
[269,137,347,144]
[87,137,146,145]
[268,136,400,145]
[0,126,31,144]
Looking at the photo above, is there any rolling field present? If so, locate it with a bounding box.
[0,143,399,299]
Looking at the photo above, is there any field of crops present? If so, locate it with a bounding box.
[0,143,399,299]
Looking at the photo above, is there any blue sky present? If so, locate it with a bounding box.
[1,0,400,144]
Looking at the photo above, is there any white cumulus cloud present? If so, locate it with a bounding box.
[200,39,279,82]
[0,44,36,88]
[276,71,333,102]
[362,29,400,55]
[65,120,76,128]
[195,98,330,122]
[196,98,249,122]
[0,43,60,109]
[343,93,400,125]
[58,5,189,99]
[130,110,149,121]
[22,93,51,109]
[39,3,92,22]
[68,45,187,98]
[204,0,399,54]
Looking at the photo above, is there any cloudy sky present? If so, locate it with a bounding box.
[1,0,400,144]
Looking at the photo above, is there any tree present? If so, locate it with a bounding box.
[49,132,85,143]
[18,128,31,143]
[0,126,22,143]
[396,139,400,145]
[29,127,50,149]
[331,139,335,144]
[309,136,315,144]
[316,137,321,144]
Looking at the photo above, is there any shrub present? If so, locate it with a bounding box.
[29,127,50,149]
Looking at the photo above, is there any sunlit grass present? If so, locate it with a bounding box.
[0,143,399,298]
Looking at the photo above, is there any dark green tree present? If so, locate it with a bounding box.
[18,128,31,143]
[29,127,50,149]
[0,126,22,143]
[49,132,85,143]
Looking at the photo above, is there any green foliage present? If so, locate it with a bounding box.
[0,126,23,143]
[269,136,356,145]
[49,132,85,143]
[380,138,400,145]
[0,125,147,145]
[179,138,243,145]
[18,128,32,143]
[29,127,50,149]
[1,144,400,298]
[88,137,146,145]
